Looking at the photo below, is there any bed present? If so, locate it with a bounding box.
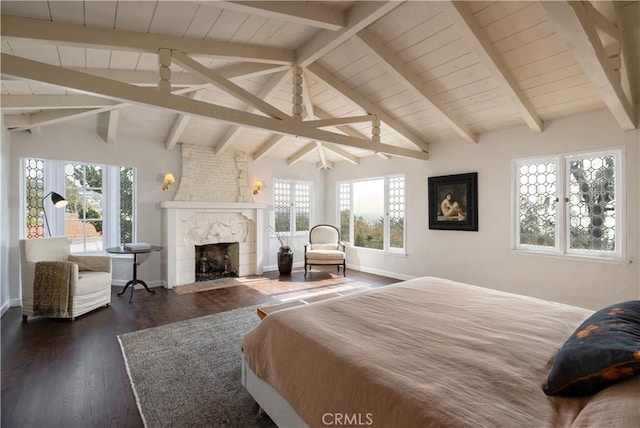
[241,277,640,427]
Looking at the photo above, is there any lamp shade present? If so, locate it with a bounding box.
[164,173,175,184]
[42,191,68,236]
[50,191,68,208]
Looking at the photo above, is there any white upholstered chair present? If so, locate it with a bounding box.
[304,224,346,277]
[19,237,112,321]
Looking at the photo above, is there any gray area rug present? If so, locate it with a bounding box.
[118,306,277,428]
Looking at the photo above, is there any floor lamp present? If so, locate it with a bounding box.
[42,191,68,237]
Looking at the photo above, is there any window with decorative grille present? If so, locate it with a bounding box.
[337,175,406,253]
[22,158,135,252]
[273,179,312,235]
[514,149,623,259]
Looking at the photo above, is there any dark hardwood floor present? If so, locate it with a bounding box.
[1,267,398,428]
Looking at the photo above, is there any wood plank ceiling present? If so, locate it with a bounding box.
[1,1,638,168]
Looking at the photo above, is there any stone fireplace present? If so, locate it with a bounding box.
[160,201,266,288]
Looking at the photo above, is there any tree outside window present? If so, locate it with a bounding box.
[515,150,621,259]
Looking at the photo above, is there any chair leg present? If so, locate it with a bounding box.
[22,315,28,322]
[343,261,346,277]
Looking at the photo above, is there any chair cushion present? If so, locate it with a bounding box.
[306,249,345,261]
[311,243,339,251]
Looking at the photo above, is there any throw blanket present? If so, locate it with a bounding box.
[33,261,74,318]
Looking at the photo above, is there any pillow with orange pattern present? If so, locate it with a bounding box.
[543,300,640,396]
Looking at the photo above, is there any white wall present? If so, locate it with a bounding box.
[327,109,640,310]
[5,108,638,310]
[7,116,181,303]
[1,116,13,315]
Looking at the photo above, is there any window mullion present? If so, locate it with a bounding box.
[290,184,296,235]
[104,166,119,248]
[558,157,567,254]
[49,161,65,237]
[383,177,390,251]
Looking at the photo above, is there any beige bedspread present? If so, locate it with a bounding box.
[242,276,639,427]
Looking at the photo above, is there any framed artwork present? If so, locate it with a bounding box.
[428,172,478,231]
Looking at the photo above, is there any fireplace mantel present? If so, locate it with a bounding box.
[161,201,266,288]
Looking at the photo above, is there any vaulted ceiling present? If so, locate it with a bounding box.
[1,1,638,168]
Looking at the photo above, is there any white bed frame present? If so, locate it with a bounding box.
[241,356,309,428]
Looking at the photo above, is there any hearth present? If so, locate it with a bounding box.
[195,242,239,282]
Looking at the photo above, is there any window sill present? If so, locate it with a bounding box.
[349,245,407,257]
[509,249,631,265]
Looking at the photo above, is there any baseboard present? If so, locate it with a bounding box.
[1,301,9,317]
[345,264,414,281]
[263,262,412,281]
[263,262,304,273]
[1,298,22,317]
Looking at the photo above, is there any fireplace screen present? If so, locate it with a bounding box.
[194,242,239,282]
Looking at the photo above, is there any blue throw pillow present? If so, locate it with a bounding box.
[544,300,640,396]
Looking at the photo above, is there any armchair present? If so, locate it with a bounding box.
[304,224,346,277]
[19,237,112,321]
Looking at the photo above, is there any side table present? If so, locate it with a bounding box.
[106,245,162,302]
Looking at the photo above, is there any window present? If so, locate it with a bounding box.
[515,149,622,259]
[23,158,135,252]
[338,175,405,253]
[273,179,312,235]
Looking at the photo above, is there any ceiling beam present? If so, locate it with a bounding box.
[252,134,285,161]
[316,161,334,170]
[61,63,289,87]
[287,142,317,165]
[539,1,635,130]
[439,1,543,133]
[307,63,429,154]
[357,28,477,144]
[313,106,369,140]
[323,143,359,165]
[165,92,202,150]
[2,55,428,160]
[299,70,328,168]
[214,69,290,154]
[173,51,291,121]
[296,1,402,68]
[1,94,119,110]
[7,108,98,131]
[218,1,346,31]
[315,141,328,169]
[1,15,294,64]
[302,115,374,128]
[97,109,119,144]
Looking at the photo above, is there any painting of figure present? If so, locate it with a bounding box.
[428,173,478,231]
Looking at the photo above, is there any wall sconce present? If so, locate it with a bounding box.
[252,180,263,195]
[162,173,175,191]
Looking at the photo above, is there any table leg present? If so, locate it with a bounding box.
[116,252,157,303]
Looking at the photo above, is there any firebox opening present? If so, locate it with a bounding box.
[194,242,239,282]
